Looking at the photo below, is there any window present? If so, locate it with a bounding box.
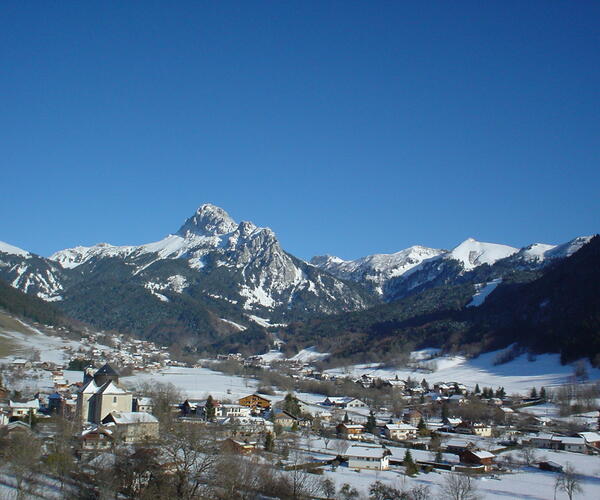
[113,396,117,403]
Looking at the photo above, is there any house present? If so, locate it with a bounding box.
[101,411,159,443]
[555,436,586,453]
[529,433,554,449]
[323,397,367,409]
[459,450,495,471]
[538,461,564,473]
[8,399,40,419]
[346,445,390,470]
[384,423,417,441]
[445,439,476,454]
[133,397,153,414]
[77,364,133,424]
[337,423,365,440]
[217,404,252,419]
[455,421,492,437]
[403,409,423,427]
[221,438,258,454]
[273,409,299,429]
[578,432,600,448]
[79,426,115,451]
[238,394,271,410]
[0,420,32,438]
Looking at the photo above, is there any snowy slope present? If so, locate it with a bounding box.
[0,240,30,258]
[446,238,519,270]
[311,246,444,296]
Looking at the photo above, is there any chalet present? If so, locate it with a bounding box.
[338,423,365,440]
[459,450,495,472]
[445,439,476,454]
[455,421,492,437]
[101,411,159,443]
[239,394,271,410]
[221,438,258,454]
[9,399,40,418]
[79,426,115,451]
[578,432,600,449]
[346,445,390,471]
[384,423,417,441]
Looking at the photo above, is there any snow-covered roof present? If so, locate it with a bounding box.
[9,399,40,409]
[469,450,495,459]
[346,445,387,459]
[386,423,417,431]
[97,381,129,395]
[107,411,158,424]
[578,432,600,443]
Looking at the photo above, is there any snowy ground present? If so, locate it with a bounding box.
[121,366,259,401]
[326,349,600,395]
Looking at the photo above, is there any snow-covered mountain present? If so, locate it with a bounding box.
[0,205,373,347]
[311,236,593,302]
[311,246,445,296]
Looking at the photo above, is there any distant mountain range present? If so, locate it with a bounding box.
[0,204,596,361]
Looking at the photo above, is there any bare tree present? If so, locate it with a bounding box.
[160,423,217,499]
[519,443,537,466]
[555,463,583,500]
[1,432,42,500]
[438,472,480,500]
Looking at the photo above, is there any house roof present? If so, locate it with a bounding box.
[386,423,417,431]
[578,432,600,443]
[105,411,158,424]
[9,399,40,409]
[468,450,495,459]
[346,445,387,459]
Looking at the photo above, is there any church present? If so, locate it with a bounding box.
[77,364,133,424]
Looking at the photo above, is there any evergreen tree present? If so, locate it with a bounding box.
[343,412,350,424]
[530,387,537,399]
[264,432,274,452]
[417,417,428,436]
[435,449,444,463]
[441,403,449,421]
[283,392,301,416]
[474,383,480,394]
[366,411,377,434]
[421,378,429,391]
[403,449,418,475]
[205,395,215,421]
[496,387,505,399]
[540,387,546,400]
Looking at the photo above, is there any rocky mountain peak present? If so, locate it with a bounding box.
[177,203,238,237]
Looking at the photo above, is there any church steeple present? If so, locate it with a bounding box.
[93,363,119,387]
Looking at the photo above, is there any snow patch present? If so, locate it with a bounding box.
[0,241,30,258]
[466,278,502,307]
[448,238,518,270]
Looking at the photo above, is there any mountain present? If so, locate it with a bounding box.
[0,204,374,353]
[310,246,445,297]
[285,235,600,366]
[311,236,592,302]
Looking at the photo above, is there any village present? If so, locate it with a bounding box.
[1,336,600,499]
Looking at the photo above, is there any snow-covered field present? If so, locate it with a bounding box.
[326,349,600,394]
[121,366,259,401]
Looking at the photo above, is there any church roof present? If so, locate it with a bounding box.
[95,363,119,377]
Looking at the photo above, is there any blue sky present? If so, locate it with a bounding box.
[1,1,599,260]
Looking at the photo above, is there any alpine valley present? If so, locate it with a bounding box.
[0,204,598,365]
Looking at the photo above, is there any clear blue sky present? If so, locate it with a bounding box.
[2,1,599,260]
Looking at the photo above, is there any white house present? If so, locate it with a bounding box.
[323,397,367,409]
[346,444,390,470]
[384,423,417,441]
